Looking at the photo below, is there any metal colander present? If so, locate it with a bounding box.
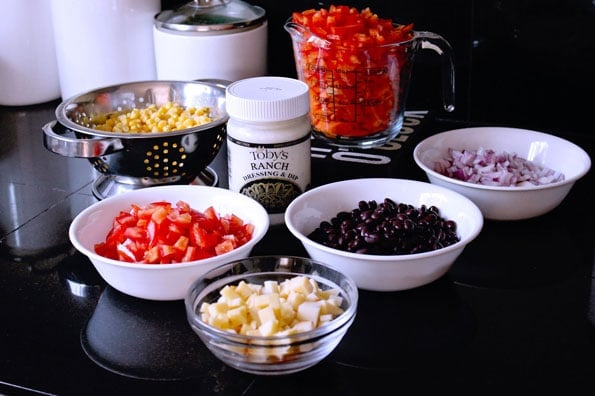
[43,80,228,186]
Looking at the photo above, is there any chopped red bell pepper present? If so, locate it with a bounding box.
[291,5,414,138]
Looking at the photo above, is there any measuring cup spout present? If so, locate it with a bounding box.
[284,19,331,48]
[415,31,456,112]
[283,20,306,38]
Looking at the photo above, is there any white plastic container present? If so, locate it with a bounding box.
[153,0,267,82]
[50,0,159,100]
[0,1,61,106]
[226,77,311,225]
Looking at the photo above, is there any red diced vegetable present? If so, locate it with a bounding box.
[291,5,414,138]
[94,200,254,264]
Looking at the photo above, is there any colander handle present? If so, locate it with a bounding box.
[43,120,125,158]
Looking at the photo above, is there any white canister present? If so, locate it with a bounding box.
[50,0,160,100]
[153,0,267,83]
[0,1,61,106]
[226,77,311,225]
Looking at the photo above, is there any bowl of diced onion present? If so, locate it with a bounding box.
[413,127,591,220]
[185,256,358,375]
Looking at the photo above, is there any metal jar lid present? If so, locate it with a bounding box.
[154,0,266,34]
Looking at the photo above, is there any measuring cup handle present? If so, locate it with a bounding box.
[416,31,456,112]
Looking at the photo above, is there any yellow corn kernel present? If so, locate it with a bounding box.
[90,101,213,133]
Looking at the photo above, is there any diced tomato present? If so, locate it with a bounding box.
[151,205,170,224]
[143,246,161,264]
[93,200,255,264]
[173,235,189,252]
[124,226,147,241]
[181,245,198,262]
[94,241,110,258]
[244,223,255,236]
[214,239,235,256]
[203,206,219,222]
[175,200,192,213]
[169,211,192,225]
[159,243,180,262]
[190,222,219,251]
[146,220,158,246]
[137,207,156,220]
[117,239,140,262]
[114,211,137,227]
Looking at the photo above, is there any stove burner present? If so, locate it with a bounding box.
[92,166,219,200]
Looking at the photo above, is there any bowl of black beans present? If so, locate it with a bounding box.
[284,178,484,291]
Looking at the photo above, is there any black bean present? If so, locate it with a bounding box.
[307,197,461,256]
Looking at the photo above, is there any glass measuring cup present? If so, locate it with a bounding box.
[284,19,456,148]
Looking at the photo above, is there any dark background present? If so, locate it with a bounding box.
[163,0,595,136]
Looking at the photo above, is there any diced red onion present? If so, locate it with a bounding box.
[433,147,565,187]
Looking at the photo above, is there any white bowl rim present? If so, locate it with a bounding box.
[413,126,592,192]
[69,185,269,270]
[285,177,484,262]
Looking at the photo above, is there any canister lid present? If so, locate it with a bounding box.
[154,0,266,34]
[226,77,310,122]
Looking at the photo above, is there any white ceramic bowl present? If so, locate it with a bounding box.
[284,178,483,291]
[69,185,269,301]
[185,256,358,375]
[413,127,591,220]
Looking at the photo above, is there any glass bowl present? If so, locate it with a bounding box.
[184,256,358,375]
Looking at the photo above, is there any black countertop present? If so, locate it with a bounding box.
[2,1,595,394]
[1,101,594,395]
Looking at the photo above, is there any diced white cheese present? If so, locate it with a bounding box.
[199,275,345,340]
[291,320,315,333]
[262,280,280,294]
[234,281,254,299]
[287,276,314,295]
[207,302,228,317]
[257,305,277,325]
[297,301,321,325]
[286,290,306,310]
[258,319,279,336]
[227,305,248,328]
[279,301,297,323]
[219,285,243,308]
